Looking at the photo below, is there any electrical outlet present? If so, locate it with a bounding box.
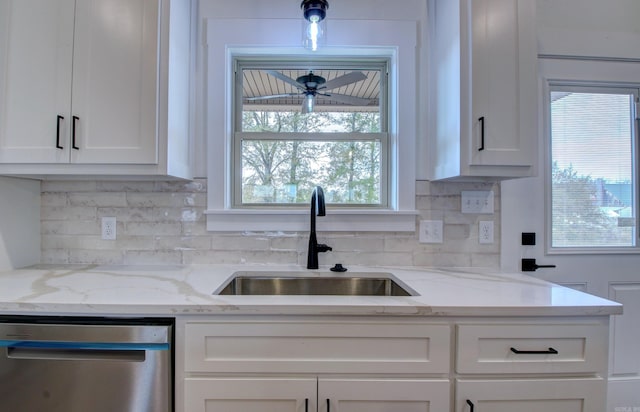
[479,220,494,244]
[419,220,443,243]
[101,217,116,240]
[461,191,494,214]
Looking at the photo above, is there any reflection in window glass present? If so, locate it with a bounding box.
[550,90,636,248]
[241,69,382,132]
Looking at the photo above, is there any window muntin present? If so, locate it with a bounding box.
[549,85,638,249]
[234,59,388,207]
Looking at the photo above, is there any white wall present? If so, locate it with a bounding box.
[537,0,640,32]
[536,0,640,59]
[0,177,40,270]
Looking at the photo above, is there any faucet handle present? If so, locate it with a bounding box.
[316,244,332,253]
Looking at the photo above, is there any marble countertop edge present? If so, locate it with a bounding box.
[0,264,623,317]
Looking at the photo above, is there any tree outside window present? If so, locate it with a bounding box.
[550,89,637,248]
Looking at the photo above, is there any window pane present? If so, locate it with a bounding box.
[242,68,382,131]
[241,140,381,205]
[237,62,387,207]
[550,91,636,248]
[242,111,381,133]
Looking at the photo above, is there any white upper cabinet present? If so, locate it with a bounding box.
[428,0,537,180]
[70,0,159,165]
[0,0,193,178]
[0,0,75,164]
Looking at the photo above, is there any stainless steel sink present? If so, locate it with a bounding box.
[215,272,415,296]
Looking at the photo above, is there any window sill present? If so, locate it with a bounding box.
[205,209,418,232]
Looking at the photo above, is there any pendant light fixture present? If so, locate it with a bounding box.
[301,0,328,51]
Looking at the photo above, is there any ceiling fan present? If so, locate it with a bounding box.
[246,70,372,113]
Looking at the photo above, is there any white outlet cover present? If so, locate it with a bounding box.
[101,217,117,240]
[479,220,494,244]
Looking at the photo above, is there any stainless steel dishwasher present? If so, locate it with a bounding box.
[0,316,173,412]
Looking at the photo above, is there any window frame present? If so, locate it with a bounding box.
[204,18,419,232]
[544,80,640,254]
[232,58,390,209]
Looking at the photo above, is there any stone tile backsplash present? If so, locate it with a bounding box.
[40,179,500,268]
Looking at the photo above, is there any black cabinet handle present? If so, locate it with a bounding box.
[326,398,330,412]
[56,115,64,149]
[510,347,558,355]
[466,399,474,412]
[305,398,308,412]
[478,116,485,151]
[72,116,80,150]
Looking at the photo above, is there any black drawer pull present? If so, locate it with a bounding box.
[305,398,308,412]
[510,347,558,355]
[466,399,474,412]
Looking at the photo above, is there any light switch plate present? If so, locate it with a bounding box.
[461,191,494,214]
[419,220,443,243]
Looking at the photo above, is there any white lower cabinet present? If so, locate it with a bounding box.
[455,319,609,412]
[320,378,449,412]
[178,316,610,412]
[185,377,317,412]
[185,377,450,412]
[456,378,605,412]
[179,317,452,412]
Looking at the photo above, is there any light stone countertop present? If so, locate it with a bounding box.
[0,264,623,317]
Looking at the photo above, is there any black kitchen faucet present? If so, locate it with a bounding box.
[307,186,332,269]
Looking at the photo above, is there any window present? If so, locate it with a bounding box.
[204,18,418,232]
[548,84,639,250]
[234,59,388,207]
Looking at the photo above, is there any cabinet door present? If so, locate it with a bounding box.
[0,0,74,163]
[184,377,317,412]
[468,0,536,168]
[319,378,450,412]
[70,0,159,164]
[457,378,606,412]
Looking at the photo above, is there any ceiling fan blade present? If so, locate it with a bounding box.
[266,70,302,89]
[245,93,299,101]
[320,92,372,106]
[322,72,367,91]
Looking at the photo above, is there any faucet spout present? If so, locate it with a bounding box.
[307,186,331,269]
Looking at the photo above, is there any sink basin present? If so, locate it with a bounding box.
[215,272,415,296]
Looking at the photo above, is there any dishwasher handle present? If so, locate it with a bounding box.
[1,340,168,362]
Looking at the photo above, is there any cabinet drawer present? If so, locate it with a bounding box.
[185,320,450,374]
[456,322,608,374]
